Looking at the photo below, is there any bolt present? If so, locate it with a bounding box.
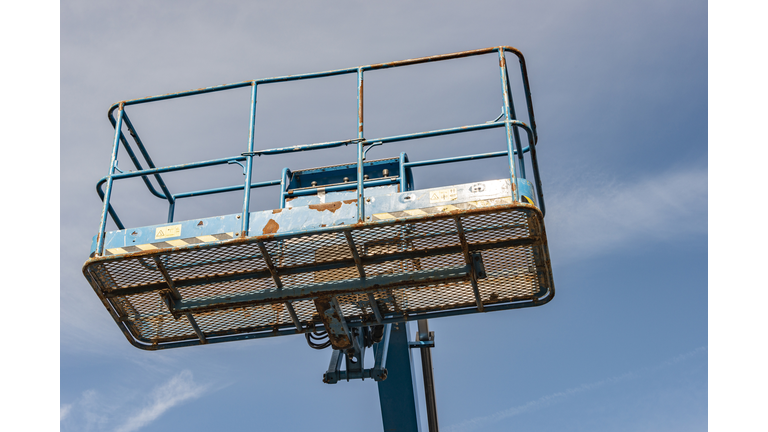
[382,169,389,177]
[311,181,318,187]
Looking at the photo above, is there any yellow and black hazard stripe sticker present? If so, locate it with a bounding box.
[371,197,518,221]
[104,232,235,256]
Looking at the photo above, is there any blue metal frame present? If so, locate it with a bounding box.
[94,46,544,256]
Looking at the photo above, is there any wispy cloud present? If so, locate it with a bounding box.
[60,403,73,421]
[545,165,707,263]
[114,370,208,432]
[444,346,707,432]
[61,370,209,432]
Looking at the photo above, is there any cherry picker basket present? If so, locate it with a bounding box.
[83,47,555,350]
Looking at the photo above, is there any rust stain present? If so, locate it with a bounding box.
[272,209,282,214]
[285,197,296,202]
[343,199,357,205]
[262,219,280,235]
[358,78,364,133]
[309,201,342,213]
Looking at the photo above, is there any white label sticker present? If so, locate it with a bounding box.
[429,188,458,203]
[155,224,182,240]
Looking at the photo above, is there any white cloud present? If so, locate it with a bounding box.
[113,370,208,432]
[61,371,209,432]
[60,404,73,421]
[544,165,707,263]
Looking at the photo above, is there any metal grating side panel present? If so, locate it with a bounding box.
[83,205,554,349]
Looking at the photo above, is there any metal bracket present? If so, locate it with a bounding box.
[323,323,391,384]
[486,106,505,123]
[228,159,246,175]
[363,141,382,160]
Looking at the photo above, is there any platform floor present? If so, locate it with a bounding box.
[83,204,554,349]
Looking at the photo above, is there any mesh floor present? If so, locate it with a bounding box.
[83,206,554,349]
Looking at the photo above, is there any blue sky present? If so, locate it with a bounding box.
[55,1,710,431]
[8,0,751,430]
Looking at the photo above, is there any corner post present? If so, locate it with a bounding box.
[97,102,125,255]
[498,48,520,202]
[242,81,258,236]
[356,67,365,222]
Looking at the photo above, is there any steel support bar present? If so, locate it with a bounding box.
[454,217,484,312]
[324,349,344,383]
[279,167,292,209]
[399,152,411,192]
[344,231,366,278]
[367,293,384,323]
[256,241,282,289]
[117,111,174,202]
[377,322,421,432]
[171,266,475,315]
[152,256,207,344]
[499,51,526,180]
[94,186,125,230]
[403,150,510,168]
[173,179,281,199]
[255,241,301,330]
[356,68,365,222]
[418,320,439,432]
[96,155,247,183]
[285,177,396,197]
[498,49,519,202]
[242,82,258,235]
[97,104,125,255]
[102,236,528,299]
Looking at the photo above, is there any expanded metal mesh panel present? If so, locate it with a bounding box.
[84,206,553,349]
[100,259,164,288]
[477,247,538,304]
[164,242,267,281]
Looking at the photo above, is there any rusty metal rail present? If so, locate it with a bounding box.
[95,46,543,256]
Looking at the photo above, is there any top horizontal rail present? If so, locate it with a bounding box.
[107,46,529,113]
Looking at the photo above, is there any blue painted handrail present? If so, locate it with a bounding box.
[95,46,544,256]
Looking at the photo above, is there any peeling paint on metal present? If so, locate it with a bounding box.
[263,219,279,234]
[309,201,342,213]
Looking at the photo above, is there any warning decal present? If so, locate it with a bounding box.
[429,188,458,203]
[155,224,182,240]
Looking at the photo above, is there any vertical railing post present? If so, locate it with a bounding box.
[356,68,365,222]
[242,81,258,236]
[97,102,125,255]
[167,199,176,223]
[502,61,526,180]
[498,48,520,202]
[280,167,291,209]
[399,152,408,192]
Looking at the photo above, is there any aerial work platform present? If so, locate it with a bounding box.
[83,46,555,351]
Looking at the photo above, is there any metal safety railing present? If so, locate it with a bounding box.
[95,46,544,256]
